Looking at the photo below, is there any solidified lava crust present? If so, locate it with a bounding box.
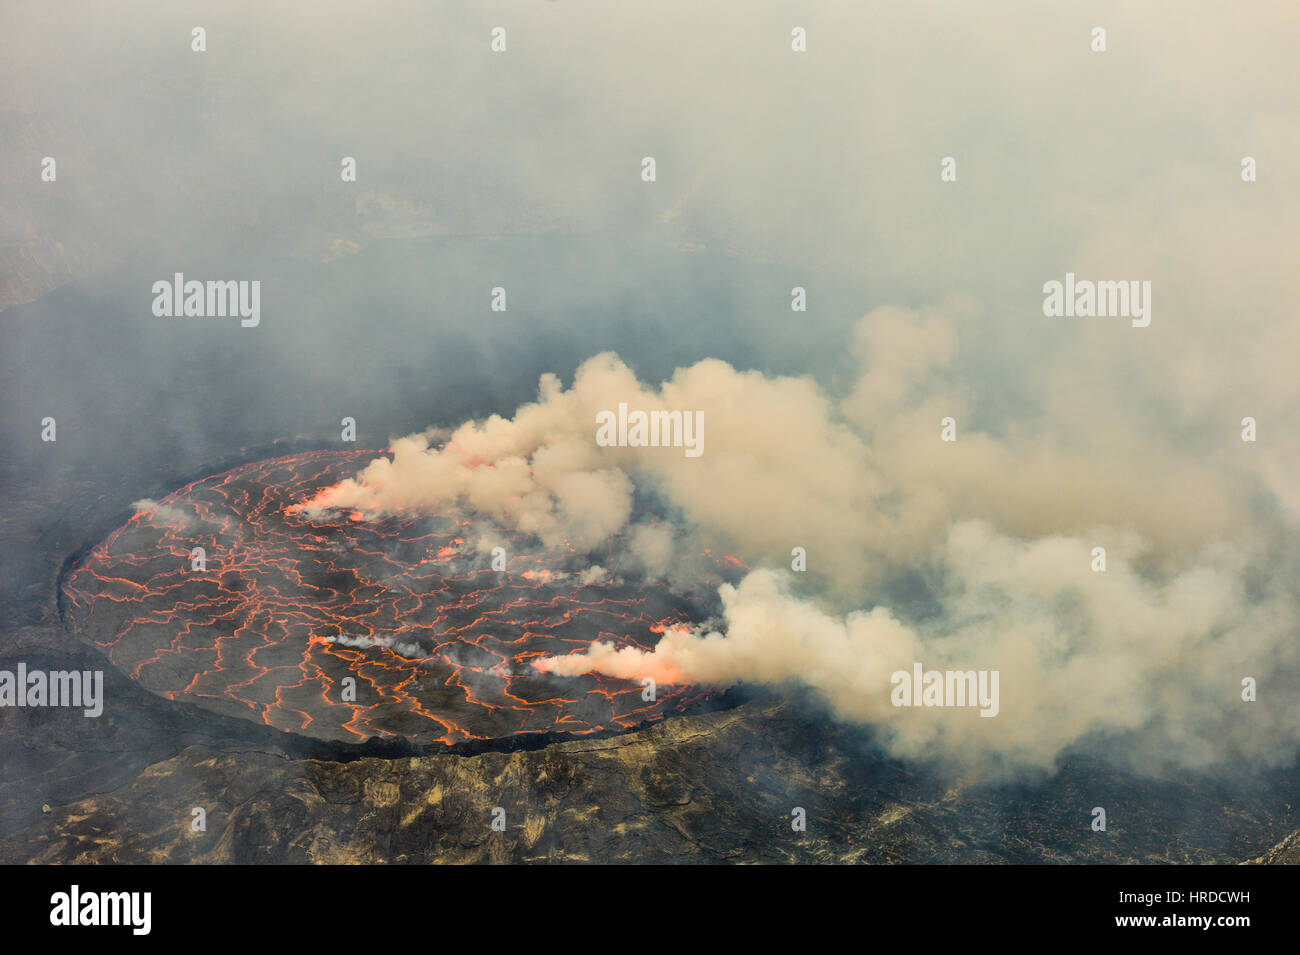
[61,449,718,744]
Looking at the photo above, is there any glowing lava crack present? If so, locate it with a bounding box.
[61,450,718,744]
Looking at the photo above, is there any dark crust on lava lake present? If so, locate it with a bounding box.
[60,448,732,745]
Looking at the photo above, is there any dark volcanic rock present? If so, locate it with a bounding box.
[3,696,1298,864]
[1247,829,1300,864]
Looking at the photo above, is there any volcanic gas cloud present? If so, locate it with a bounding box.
[284,305,1300,778]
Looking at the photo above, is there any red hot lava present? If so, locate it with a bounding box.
[61,450,723,744]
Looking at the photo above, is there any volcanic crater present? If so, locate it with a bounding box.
[61,449,720,745]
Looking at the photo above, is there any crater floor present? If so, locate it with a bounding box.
[62,450,715,744]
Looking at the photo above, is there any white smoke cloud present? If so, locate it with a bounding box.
[576,565,609,586]
[132,498,207,532]
[308,301,1250,595]
[540,528,1300,774]
[324,633,427,660]
[293,298,1300,775]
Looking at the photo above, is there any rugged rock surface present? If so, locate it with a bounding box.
[5,687,1297,864]
[1246,829,1300,864]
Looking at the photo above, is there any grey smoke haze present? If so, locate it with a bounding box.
[3,1,1297,776]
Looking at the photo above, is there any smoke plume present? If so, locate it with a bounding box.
[298,301,1300,775]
